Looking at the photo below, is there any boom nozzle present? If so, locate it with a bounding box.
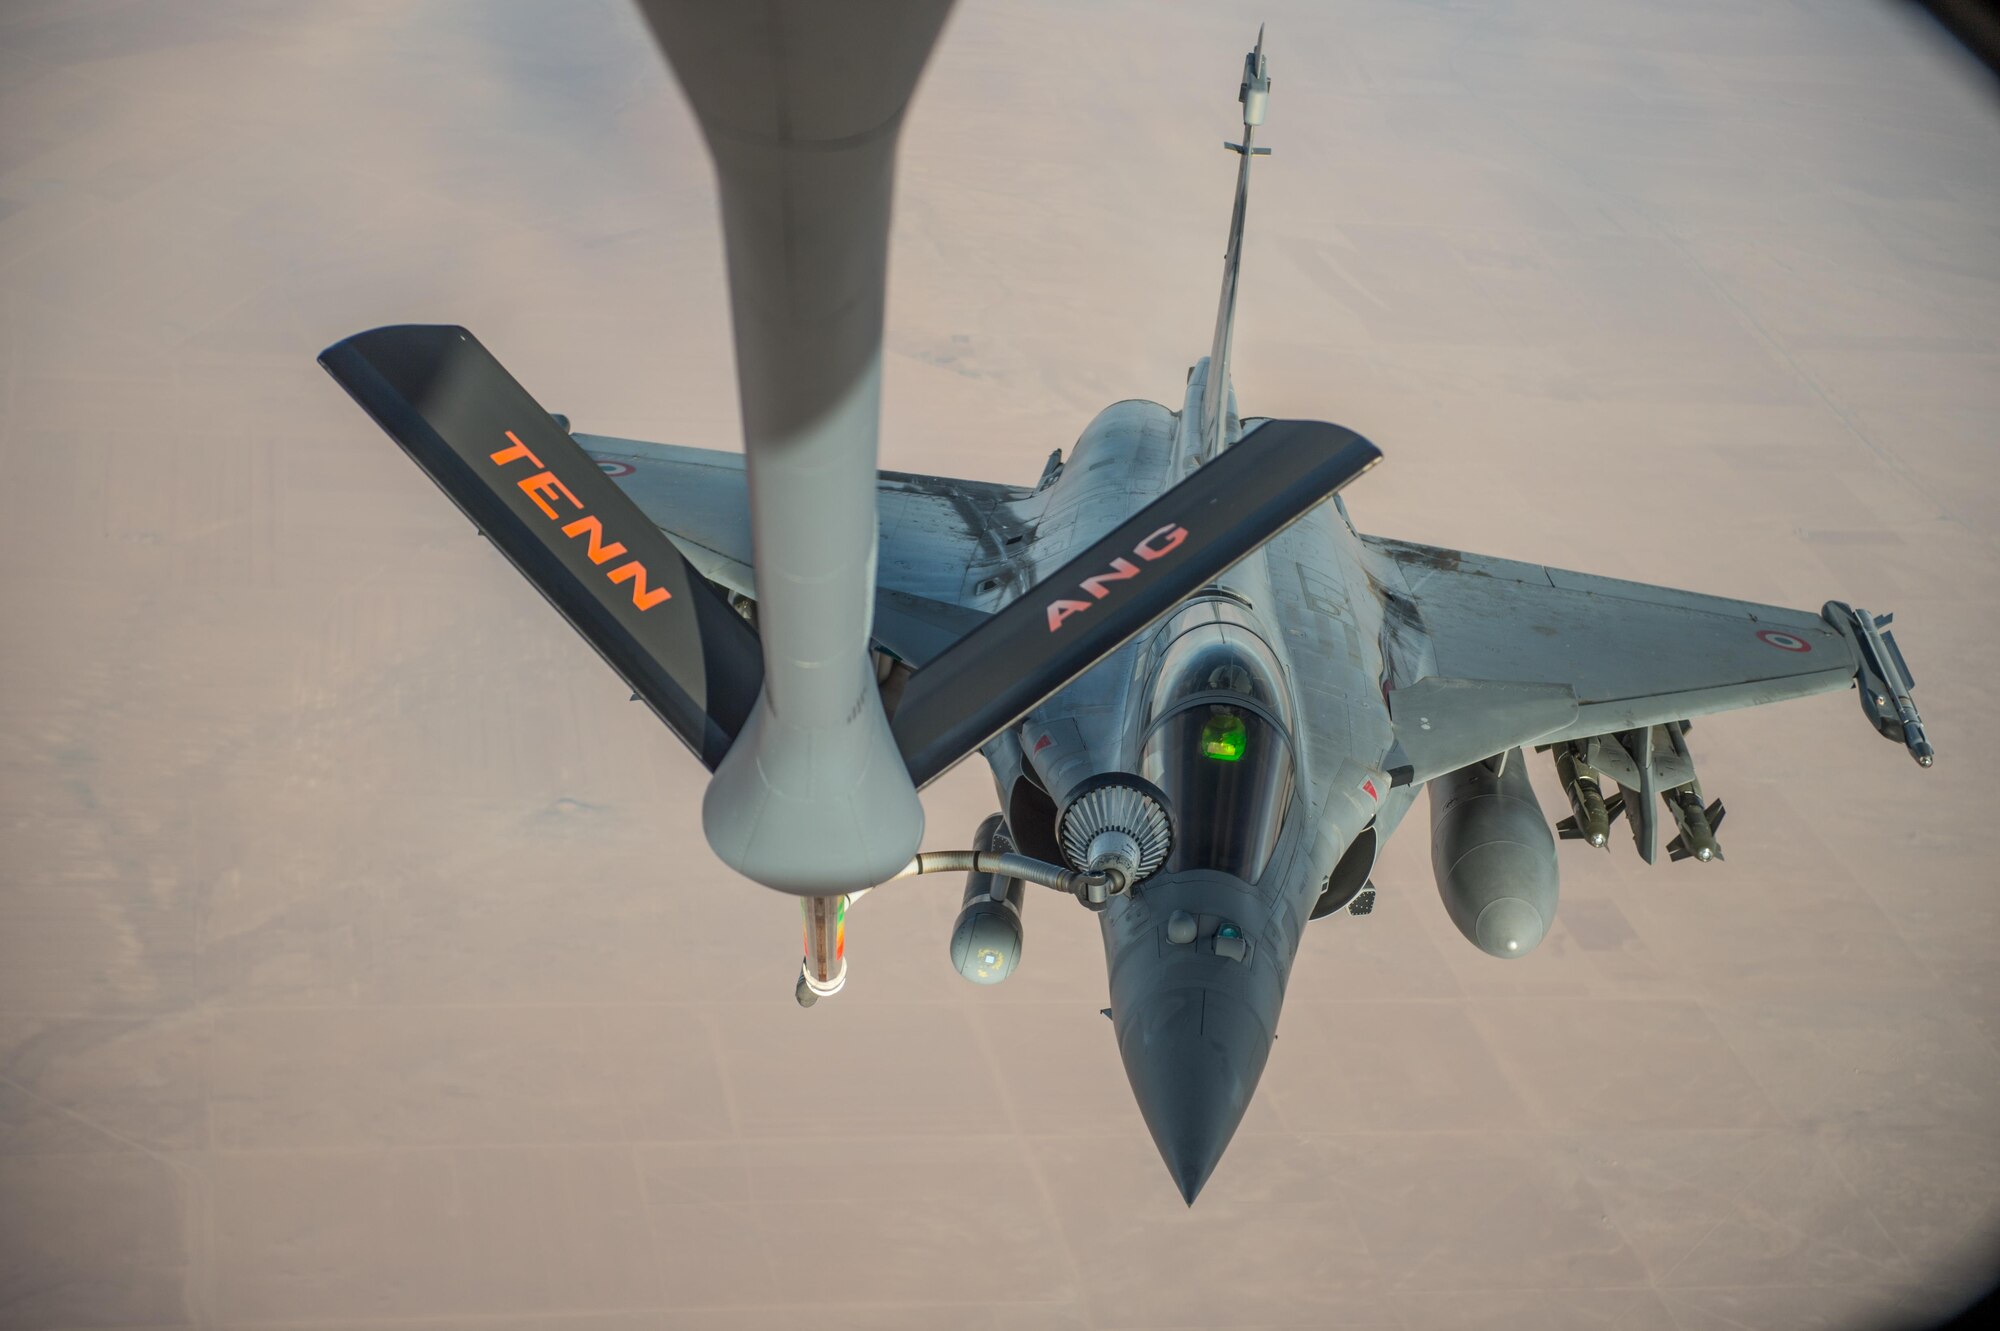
[796,893,853,1007]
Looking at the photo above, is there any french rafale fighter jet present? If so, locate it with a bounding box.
[319,5,1933,1204]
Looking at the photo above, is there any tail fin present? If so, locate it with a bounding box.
[322,326,1379,817]
[319,325,764,771]
[1199,27,1272,462]
[891,416,1377,786]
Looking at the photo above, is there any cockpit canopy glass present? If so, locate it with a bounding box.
[1138,615,1295,880]
[1143,606,1291,726]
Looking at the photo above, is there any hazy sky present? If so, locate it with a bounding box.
[2,1,1997,1327]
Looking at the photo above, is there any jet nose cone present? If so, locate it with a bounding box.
[1118,986,1274,1205]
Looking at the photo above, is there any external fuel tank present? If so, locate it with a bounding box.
[1427,749,1559,958]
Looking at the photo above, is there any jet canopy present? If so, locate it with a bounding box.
[1139,607,1296,881]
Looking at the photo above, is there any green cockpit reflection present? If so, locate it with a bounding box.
[1199,711,1248,762]
[1140,609,1297,880]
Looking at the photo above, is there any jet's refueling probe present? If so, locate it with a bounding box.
[890,850,1130,905]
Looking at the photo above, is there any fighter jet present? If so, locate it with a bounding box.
[318,5,1932,1204]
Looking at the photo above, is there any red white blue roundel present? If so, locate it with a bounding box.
[592,456,635,478]
[1756,628,1812,653]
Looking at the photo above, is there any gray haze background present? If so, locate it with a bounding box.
[3,1,1997,1327]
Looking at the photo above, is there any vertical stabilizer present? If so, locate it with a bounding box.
[1199,27,1271,462]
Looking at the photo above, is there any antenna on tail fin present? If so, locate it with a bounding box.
[1199,26,1271,462]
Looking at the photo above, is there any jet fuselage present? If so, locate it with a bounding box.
[979,357,1419,1200]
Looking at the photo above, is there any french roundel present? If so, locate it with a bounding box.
[1756,628,1812,653]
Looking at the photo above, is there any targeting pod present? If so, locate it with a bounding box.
[949,814,1028,984]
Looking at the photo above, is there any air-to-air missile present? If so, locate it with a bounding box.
[1834,601,1935,767]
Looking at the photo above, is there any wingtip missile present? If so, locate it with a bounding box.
[1827,602,1935,767]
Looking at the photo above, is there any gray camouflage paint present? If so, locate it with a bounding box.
[585,16,1883,1200]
